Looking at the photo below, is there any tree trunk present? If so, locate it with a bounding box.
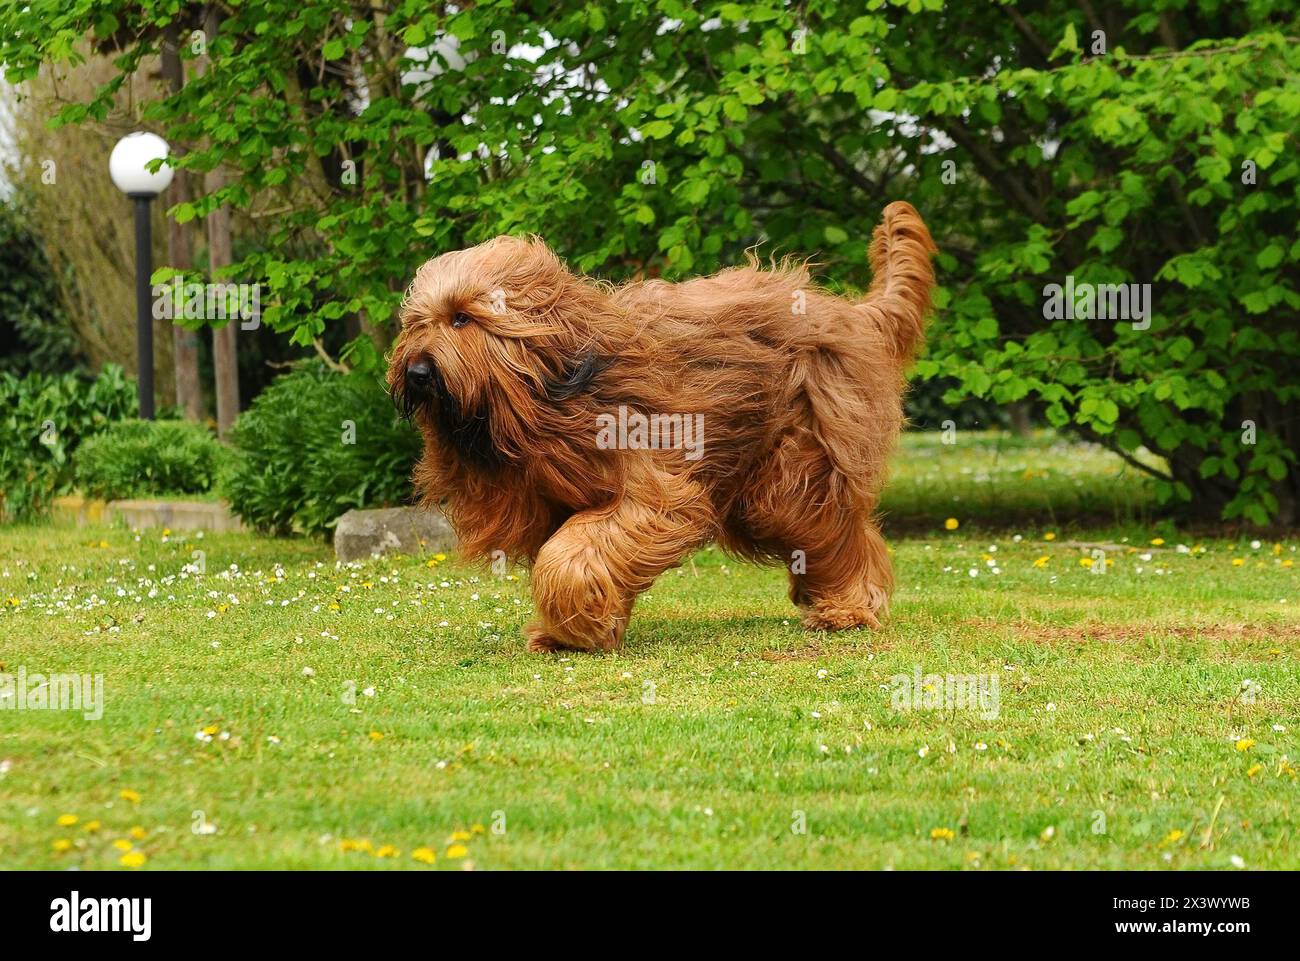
[1006,401,1033,437]
[160,25,205,422]
[206,165,239,438]
[203,10,240,438]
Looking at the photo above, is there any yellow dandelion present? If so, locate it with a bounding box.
[1079,557,1094,568]
[202,724,219,736]
[1044,532,1056,541]
[328,602,341,610]
[1235,738,1256,752]
[99,540,109,548]
[119,789,141,803]
[944,518,959,531]
[412,847,436,864]
[1246,763,1264,778]
[82,820,102,833]
[112,839,133,852]
[446,843,469,858]
[1231,558,1245,566]
[1282,559,1294,568]
[119,851,146,868]
[129,826,147,840]
[929,827,955,841]
[470,824,486,835]
[1160,829,1184,846]
[1033,556,1050,567]
[51,839,72,853]
[162,528,171,537]
[435,553,447,562]
[374,844,400,858]
[449,830,471,843]
[368,731,385,741]
[1150,538,1165,546]
[56,814,78,827]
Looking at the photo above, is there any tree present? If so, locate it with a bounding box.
[160,21,205,421]
[2,0,1295,522]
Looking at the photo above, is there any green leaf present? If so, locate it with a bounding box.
[1051,22,1079,60]
[1256,244,1283,270]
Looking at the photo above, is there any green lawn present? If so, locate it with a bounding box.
[1,433,1296,869]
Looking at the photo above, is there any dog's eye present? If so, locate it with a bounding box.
[451,312,472,329]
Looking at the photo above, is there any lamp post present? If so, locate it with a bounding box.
[109,132,173,420]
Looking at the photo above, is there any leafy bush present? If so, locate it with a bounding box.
[222,366,421,537]
[0,365,137,520]
[74,419,225,500]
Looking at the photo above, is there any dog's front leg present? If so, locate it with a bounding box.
[525,468,712,652]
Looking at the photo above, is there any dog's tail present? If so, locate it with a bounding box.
[858,201,937,366]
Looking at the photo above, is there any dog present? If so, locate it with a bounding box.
[389,202,937,652]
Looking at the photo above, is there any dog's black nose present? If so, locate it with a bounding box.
[406,359,433,390]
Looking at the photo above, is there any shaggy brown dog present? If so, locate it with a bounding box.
[389,202,936,652]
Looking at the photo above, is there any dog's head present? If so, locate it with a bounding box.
[389,236,611,468]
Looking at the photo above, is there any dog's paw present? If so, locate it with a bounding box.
[801,603,883,632]
[525,621,624,653]
[525,626,565,653]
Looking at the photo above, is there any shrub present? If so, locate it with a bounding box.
[74,419,225,500]
[222,366,421,537]
[0,195,82,376]
[0,365,137,520]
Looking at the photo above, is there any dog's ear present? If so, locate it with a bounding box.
[544,351,608,402]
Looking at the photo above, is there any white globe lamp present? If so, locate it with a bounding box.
[109,131,174,197]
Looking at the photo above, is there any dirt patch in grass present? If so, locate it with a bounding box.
[964,617,1300,645]
[756,642,825,662]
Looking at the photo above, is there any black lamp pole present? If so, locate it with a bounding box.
[129,193,155,420]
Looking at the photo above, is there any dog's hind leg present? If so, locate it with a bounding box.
[792,517,893,632]
[525,465,713,652]
[736,433,893,632]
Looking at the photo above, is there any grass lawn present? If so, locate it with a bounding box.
[1,433,1296,870]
